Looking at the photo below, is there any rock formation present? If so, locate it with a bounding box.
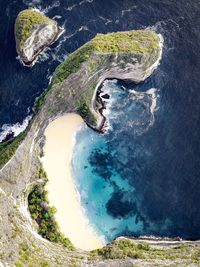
[15,9,64,66]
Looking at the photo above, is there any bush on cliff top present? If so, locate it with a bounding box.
[90,30,159,53]
[15,9,54,47]
[90,239,147,259]
[28,167,74,250]
[90,239,199,262]
[54,29,160,86]
[0,130,27,169]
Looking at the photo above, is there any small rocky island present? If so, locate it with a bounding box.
[15,9,64,66]
[1,29,200,266]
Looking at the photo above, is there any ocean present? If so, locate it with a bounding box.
[1,0,200,241]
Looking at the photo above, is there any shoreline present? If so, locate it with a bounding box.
[41,113,104,251]
[18,8,65,67]
[90,33,164,133]
[18,25,64,67]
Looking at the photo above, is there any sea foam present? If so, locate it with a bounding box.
[0,115,32,143]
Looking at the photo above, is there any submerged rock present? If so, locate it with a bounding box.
[15,9,64,66]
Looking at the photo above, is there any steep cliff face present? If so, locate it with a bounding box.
[15,9,63,66]
[1,29,199,267]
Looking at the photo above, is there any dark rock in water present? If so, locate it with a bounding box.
[106,189,138,219]
[101,94,110,99]
[15,9,64,66]
[1,131,14,143]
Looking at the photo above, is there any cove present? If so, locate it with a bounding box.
[72,78,200,242]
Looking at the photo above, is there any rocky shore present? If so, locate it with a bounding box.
[15,9,64,66]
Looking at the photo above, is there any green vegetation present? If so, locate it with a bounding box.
[53,43,93,86]
[34,43,94,112]
[0,130,27,169]
[75,83,97,124]
[192,248,200,263]
[28,167,74,250]
[15,9,54,47]
[90,239,200,264]
[54,30,159,86]
[33,89,50,113]
[15,241,50,267]
[90,30,160,53]
[90,239,147,259]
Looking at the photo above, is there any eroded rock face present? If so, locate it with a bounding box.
[15,9,64,66]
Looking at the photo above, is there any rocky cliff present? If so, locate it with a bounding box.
[0,29,200,267]
[15,9,63,66]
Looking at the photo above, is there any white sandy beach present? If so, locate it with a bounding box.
[41,113,104,251]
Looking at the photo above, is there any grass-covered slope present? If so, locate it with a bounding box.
[90,239,200,265]
[54,30,160,86]
[0,131,27,169]
[28,167,74,250]
[90,30,159,53]
[15,9,54,47]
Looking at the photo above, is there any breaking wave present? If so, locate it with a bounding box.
[99,80,159,135]
[0,115,32,143]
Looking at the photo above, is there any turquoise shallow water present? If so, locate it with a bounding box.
[72,127,144,243]
[72,80,159,242]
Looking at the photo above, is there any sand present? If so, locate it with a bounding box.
[41,113,104,251]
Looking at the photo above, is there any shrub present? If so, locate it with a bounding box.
[0,130,27,169]
[91,239,145,259]
[15,9,54,47]
[28,167,74,250]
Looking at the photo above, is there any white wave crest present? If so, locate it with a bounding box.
[65,0,93,12]
[129,87,159,129]
[121,5,137,17]
[23,0,60,13]
[99,80,118,132]
[23,0,41,6]
[42,1,60,14]
[100,80,160,134]
[98,16,112,25]
[0,115,32,143]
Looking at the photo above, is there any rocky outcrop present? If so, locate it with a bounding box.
[2,29,199,267]
[15,9,64,66]
[52,29,163,130]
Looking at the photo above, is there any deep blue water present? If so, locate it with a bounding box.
[1,0,200,241]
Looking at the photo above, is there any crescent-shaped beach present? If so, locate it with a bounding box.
[41,113,104,251]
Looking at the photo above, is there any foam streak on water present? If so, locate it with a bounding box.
[99,80,159,135]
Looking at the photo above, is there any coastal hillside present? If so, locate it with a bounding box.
[0,29,200,267]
